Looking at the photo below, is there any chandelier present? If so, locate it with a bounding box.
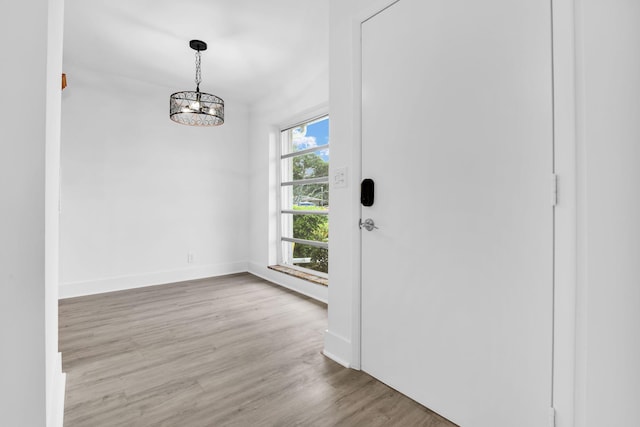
[170,40,224,127]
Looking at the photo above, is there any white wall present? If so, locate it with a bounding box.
[0,0,63,424]
[575,1,640,425]
[60,70,250,297]
[247,62,329,303]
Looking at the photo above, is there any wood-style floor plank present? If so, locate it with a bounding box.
[59,273,455,426]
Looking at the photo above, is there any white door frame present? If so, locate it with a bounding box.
[350,1,577,425]
[348,0,401,375]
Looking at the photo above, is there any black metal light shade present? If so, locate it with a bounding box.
[170,40,224,127]
[170,91,224,126]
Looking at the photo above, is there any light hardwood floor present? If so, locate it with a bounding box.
[59,273,456,426]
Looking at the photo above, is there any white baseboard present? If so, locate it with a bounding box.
[322,349,351,368]
[60,262,248,299]
[247,262,328,304]
[323,330,353,368]
[48,352,66,427]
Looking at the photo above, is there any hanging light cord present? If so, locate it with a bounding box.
[195,50,202,92]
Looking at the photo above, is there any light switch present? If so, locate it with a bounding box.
[333,167,348,189]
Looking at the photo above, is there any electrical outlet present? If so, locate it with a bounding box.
[187,252,194,264]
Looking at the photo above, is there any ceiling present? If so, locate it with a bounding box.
[63,0,329,105]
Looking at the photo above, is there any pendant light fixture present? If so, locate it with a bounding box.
[170,40,224,126]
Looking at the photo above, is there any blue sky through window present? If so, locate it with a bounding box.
[292,117,329,161]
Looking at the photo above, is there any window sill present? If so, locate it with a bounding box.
[268,265,328,287]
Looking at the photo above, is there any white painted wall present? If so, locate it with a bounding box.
[60,69,250,297]
[575,1,640,425]
[247,62,329,303]
[0,0,64,424]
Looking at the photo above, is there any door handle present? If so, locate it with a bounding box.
[359,218,378,231]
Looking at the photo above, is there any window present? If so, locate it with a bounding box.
[278,115,329,277]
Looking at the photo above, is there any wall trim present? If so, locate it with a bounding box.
[573,0,588,425]
[248,262,328,304]
[323,330,352,368]
[60,262,248,299]
[346,0,402,372]
[48,352,66,427]
[551,1,578,426]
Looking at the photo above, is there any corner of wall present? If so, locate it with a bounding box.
[323,330,352,368]
[59,262,248,299]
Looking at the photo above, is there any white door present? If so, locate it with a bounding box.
[361,1,554,427]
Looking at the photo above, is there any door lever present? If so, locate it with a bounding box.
[359,218,378,231]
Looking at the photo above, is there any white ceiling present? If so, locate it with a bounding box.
[63,0,329,105]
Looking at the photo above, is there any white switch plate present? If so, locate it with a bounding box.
[333,167,348,189]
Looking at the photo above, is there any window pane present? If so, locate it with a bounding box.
[281,241,328,274]
[279,115,329,278]
[281,150,330,182]
[281,213,329,242]
[281,116,329,156]
[281,183,329,210]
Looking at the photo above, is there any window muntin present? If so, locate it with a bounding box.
[279,116,329,276]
